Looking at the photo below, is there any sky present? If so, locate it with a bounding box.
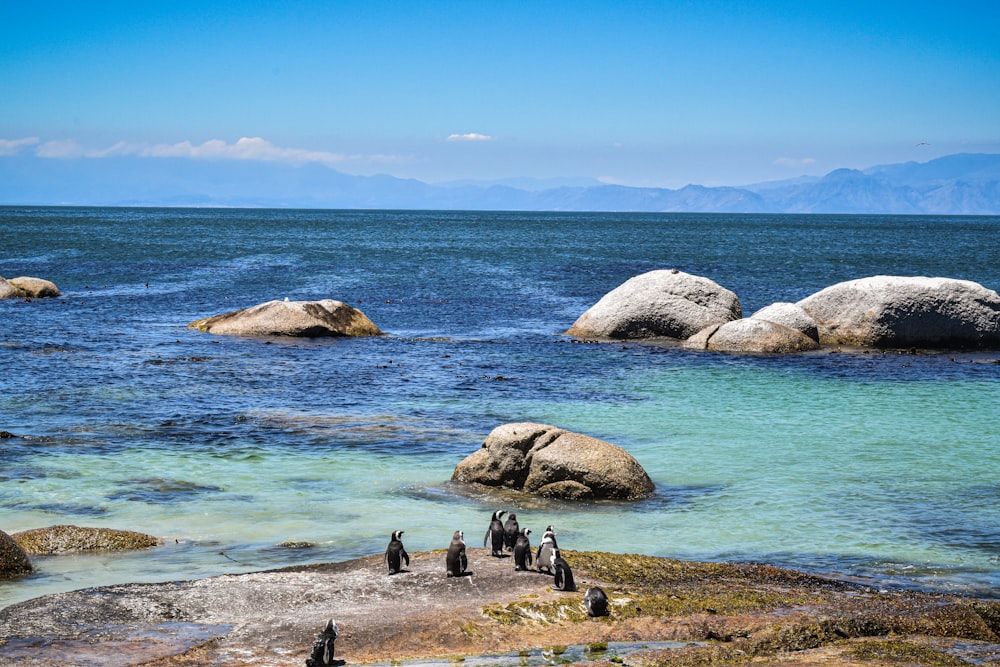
[2,1,999,188]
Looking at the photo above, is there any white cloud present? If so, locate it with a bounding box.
[35,139,89,158]
[24,136,389,165]
[773,156,817,168]
[446,133,493,142]
[139,137,350,164]
[0,137,40,156]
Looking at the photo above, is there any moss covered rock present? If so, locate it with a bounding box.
[0,528,32,578]
[12,525,160,554]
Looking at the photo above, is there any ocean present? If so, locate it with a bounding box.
[1,206,998,609]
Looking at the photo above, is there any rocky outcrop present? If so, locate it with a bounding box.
[0,528,32,578]
[1,550,998,666]
[11,525,160,554]
[797,276,1000,349]
[0,275,60,299]
[687,318,820,353]
[750,302,819,342]
[188,299,382,337]
[566,269,741,340]
[452,423,654,500]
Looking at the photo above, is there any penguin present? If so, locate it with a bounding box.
[305,618,339,666]
[584,586,609,617]
[536,525,558,573]
[384,530,409,575]
[513,528,533,571]
[552,548,576,591]
[483,509,506,557]
[445,530,468,577]
[503,512,520,552]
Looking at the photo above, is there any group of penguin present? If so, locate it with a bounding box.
[384,509,610,617]
[307,511,610,666]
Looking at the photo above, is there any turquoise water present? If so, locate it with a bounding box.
[1,207,998,608]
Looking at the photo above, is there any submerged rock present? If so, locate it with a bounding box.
[0,528,32,578]
[797,276,1000,349]
[566,269,741,340]
[188,299,382,338]
[0,275,60,299]
[687,318,820,353]
[11,525,160,554]
[452,422,654,500]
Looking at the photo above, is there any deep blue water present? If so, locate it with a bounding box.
[1,207,999,608]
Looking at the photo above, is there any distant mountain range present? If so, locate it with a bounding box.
[2,152,999,214]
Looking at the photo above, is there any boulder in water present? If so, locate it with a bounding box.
[11,525,160,554]
[750,302,819,342]
[452,423,654,500]
[687,318,820,353]
[796,276,1000,348]
[189,299,382,338]
[0,528,32,578]
[0,275,60,299]
[566,269,741,340]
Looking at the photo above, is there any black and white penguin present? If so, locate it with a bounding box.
[552,548,576,591]
[445,530,468,577]
[385,530,409,575]
[305,618,339,666]
[584,586,609,617]
[503,512,520,552]
[536,525,558,573]
[483,509,506,557]
[513,528,533,571]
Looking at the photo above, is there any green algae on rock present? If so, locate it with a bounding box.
[0,528,32,578]
[12,525,160,554]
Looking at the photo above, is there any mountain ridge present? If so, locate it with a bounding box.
[2,152,999,214]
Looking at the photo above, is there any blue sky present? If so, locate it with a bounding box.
[2,1,998,188]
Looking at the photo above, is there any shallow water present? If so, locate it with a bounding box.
[1,207,999,608]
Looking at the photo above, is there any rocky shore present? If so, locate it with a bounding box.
[2,548,998,666]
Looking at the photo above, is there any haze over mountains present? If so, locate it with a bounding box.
[2,152,999,214]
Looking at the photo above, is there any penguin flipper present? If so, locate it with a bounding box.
[402,549,410,566]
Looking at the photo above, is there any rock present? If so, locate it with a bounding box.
[11,525,160,554]
[566,269,742,340]
[796,276,1000,348]
[750,302,820,342]
[1,550,997,667]
[7,276,61,298]
[0,276,18,299]
[452,423,654,500]
[0,275,60,299]
[188,299,382,337]
[687,318,821,353]
[0,529,32,578]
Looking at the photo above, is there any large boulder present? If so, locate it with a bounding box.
[189,299,382,337]
[566,269,742,340]
[0,528,32,578]
[796,276,1000,349]
[11,525,159,554]
[750,302,819,342]
[452,423,654,500]
[0,275,60,299]
[686,319,820,353]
